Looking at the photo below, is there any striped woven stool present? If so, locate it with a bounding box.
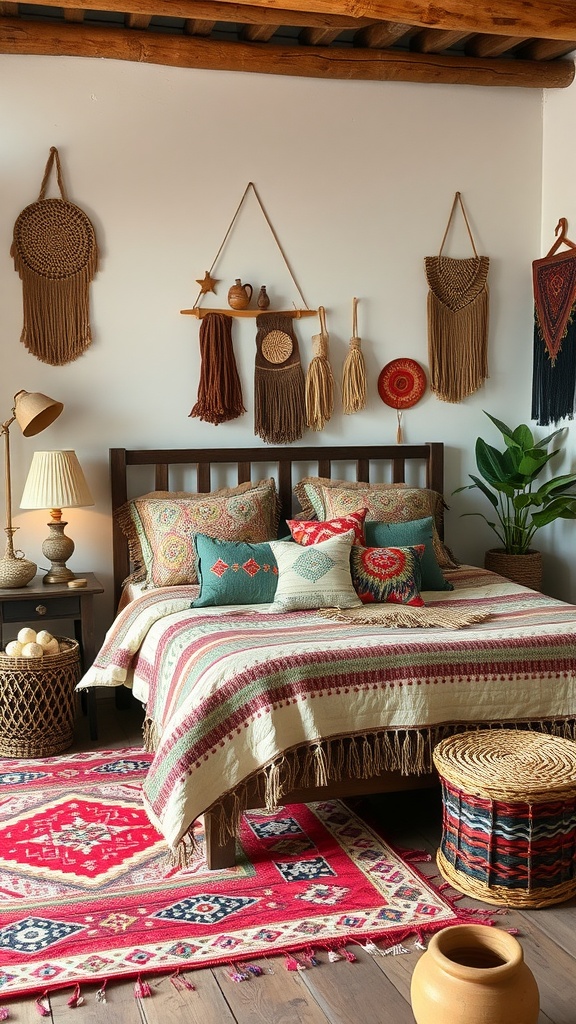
[433,730,576,908]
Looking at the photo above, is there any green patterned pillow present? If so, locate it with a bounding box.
[365,517,452,591]
[265,531,361,613]
[193,535,278,607]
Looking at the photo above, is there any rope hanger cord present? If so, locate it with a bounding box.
[438,191,478,258]
[38,146,68,201]
[192,181,309,310]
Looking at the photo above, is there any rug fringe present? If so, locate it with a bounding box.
[317,605,492,628]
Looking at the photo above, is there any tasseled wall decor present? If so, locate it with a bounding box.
[342,297,367,414]
[532,218,576,426]
[11,146,98,365]
[425,192,489,403]
[255,313,305,444]
[189,312,245,424]
[306,305,334,431]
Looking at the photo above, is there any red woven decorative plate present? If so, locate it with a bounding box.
[378,358,427,409]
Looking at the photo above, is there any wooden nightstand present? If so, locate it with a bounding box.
[0,573,104,741]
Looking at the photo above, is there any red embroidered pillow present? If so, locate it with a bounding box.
[287,508,367,547]
[350,544,425,605]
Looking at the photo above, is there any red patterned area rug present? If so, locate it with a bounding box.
[0,747,478,999]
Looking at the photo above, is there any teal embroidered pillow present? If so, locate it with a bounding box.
[364,517,453,591]
[266,531,361,613]
[193,534,278,607]
[350,544,425,605]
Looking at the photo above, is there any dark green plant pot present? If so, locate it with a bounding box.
[484,548,543,592]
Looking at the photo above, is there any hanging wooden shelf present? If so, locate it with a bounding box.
[181,308,317,319]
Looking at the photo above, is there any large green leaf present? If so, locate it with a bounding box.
[535,472,576,499]
[476,440,516,493]
[483,412,520,449]
[467,474,498,508]
[531,497,576,526]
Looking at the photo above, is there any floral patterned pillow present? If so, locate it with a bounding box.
[286,508,367,547]
[115,479,279,588]
[350,544,425,605]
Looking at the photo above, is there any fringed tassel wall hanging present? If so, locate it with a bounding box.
[189,312,245,424]
[532,218,576,426]
[306,305,334,430]
[255,313,305,444]
[11,146,98,365]
[425,192,489,403]
[342,297,367,414]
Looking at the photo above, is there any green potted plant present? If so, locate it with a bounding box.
[455,411,576,590]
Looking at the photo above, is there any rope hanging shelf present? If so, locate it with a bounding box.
[182,181,316,321]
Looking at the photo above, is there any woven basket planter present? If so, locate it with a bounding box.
[0,638,80,757]
[484,548,543,592]
[433,730,576,908]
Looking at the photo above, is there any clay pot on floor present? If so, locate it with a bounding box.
[410,925,539,1024]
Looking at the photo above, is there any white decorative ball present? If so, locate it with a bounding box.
[17,627,37,645]
[21,642,44,658]
[5,640,23,657]
[43,638,60,657]
[36,630,55,648]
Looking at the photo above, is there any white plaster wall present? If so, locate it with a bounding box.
[0,55,546,641]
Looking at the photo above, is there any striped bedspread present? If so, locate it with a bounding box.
[79,566,576,854]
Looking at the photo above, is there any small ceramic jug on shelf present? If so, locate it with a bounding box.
[228,279,253,310]
[257,285,271,310]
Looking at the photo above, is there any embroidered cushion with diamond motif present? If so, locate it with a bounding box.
[193,534,278,606]
[265,531,361,613]
[286,508,367,547]
[350,544,425,605]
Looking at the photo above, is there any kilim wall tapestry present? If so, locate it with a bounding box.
[11,146,98,366]
[532,222,576,426]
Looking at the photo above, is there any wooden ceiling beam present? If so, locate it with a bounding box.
[64,8,84,22]
[17,0,375,31]
[353,22,414,48]
[520,38,576,60]
[0,2,17,13]
[465,33,528,58]
[0,17,573,87]
[299,25,341,44]
[410,29,471,53]
[125,12,151,28]
[241,21,278,40]
[184,19,215,36]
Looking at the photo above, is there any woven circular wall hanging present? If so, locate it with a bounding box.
[378,358,427,443]
[261,328,293,364]
[11,146,98,365]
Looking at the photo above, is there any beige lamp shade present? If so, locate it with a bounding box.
[13,390,64,438]
[21,450,94,511]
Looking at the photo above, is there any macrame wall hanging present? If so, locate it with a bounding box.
[255,314,306,444]
[189,312,245,424]
[305,305,334,431]
[425,191,489,403]
[342,297,367,414]
[11,146,98,366]
[182,181,316,433]
[531,218,576,426]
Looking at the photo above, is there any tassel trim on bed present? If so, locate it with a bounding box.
[317,605,492,629]
[166,717,576,865]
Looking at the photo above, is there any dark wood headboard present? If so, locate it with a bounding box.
[110,443,444,609]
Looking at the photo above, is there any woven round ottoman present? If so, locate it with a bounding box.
[433,730,576,908]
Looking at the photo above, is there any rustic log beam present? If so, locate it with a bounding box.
[520,38,576,60]
[64,8,85,22]
[19,0,375,31]
[0,17,573,87]
[126,13,151,28]
[466,33,528,58]
[241,22,279,41]
[410,29,472,53]
[299,25,342,45]
[353,22,414,48]
[184,19,215,35]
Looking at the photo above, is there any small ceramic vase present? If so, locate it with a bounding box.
[227,279,253,310]
[410,925,539,1024]
[257,285,270,310]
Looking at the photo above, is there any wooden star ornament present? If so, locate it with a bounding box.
[196,270,218,295]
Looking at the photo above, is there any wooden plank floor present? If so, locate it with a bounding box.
[4,694,576,1022]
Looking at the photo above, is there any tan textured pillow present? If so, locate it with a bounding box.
[115,478,280,588]
[294,477,457,569]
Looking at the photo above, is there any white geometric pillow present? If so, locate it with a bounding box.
[266,531,361,612]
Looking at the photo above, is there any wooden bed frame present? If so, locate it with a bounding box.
[110,442,444,867]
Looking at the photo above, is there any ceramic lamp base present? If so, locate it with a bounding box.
[41,520,76,585]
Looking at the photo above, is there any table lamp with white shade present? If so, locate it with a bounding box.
[0,390,63,589]
[20,450,94,584]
